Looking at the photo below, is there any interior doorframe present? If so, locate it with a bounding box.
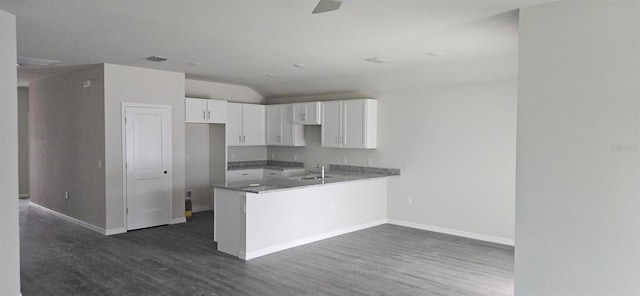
[121,103,173,231]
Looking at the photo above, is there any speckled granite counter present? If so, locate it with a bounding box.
[216,165,400,194]
[227,160,305,171]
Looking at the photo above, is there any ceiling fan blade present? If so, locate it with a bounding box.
[312,0,342,14]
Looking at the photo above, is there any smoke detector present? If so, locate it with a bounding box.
[145,56,168,62]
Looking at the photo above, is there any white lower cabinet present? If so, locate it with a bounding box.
[321,99,377,149]
[227,169,264,182]
[228,168,305,182]
[264,168,305,179]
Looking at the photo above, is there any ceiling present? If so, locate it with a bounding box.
[0,0,554,98]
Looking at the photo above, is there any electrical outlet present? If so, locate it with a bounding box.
[64,191,69,200]
[406,197,413,205]
[186,190,192,198]
[185,154,191,162]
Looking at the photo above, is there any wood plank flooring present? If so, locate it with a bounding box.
[19,199,514,295]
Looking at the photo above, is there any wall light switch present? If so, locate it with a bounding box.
[65,191,69,200]
[271,153,275,159]
[293,154,298,161]
[98,160,102,169]
[230,153,236,160]
[342,156,347,164]
[367,157,373,166]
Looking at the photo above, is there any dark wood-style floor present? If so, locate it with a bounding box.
[19,199,514,295]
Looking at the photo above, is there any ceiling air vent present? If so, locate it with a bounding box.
[145,56,168,62]
[364,57,391,64]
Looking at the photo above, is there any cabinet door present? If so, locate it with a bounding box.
[206,100,227,124]
[185,98,207,123]
[266,105,282,145]
[342,100,367,149]
[280,104,295,145]
[242,104,266,146]
[226,103,244,146]
[227,169,263,182]
[263,169,283,179]
[321,101,343,148]
[293,102,321,125]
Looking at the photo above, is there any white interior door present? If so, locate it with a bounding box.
[124,105,172,231]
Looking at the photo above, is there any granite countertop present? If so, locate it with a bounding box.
[228,165,305,171]
[214,171,395,194]
[227,160,305,171]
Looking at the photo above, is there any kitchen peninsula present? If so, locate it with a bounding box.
[213,164,399,260]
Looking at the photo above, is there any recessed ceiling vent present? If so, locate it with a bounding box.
[365,57,391,64]
[145,56,168,62]
[17,56,60,67]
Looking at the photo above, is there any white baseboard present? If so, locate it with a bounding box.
[243,219,387,260]
[171,217,187,224]
[105,227,127,236]
[29,202,107,236]
[387,219,515,246]
[192,205,210,213]
[19,193,29,198]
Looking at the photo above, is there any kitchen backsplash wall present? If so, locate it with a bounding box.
[228,146,268,162]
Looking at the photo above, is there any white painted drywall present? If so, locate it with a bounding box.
[185,123,211,210]
[185,79,264,104]
[0,8,21,296]
[104,64,186,230]
[268,80,517,243]
[516,1,640,294]
[18,87,29,196]
[29,65,107,229]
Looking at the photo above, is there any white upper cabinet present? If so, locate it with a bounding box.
[266,104,305,146]
[226,103,265,146]
[185,97,227,124]
[242,104,266,146]
[293,102,321,125]
[321,99,377,149]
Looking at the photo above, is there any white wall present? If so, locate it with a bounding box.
[29,65,106,228]
[104,64,186,230]
[516,1,640,294]
[186,79,264,104]
[0,8,21,296]
[18,87,29,196]
[268,80,517,243]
